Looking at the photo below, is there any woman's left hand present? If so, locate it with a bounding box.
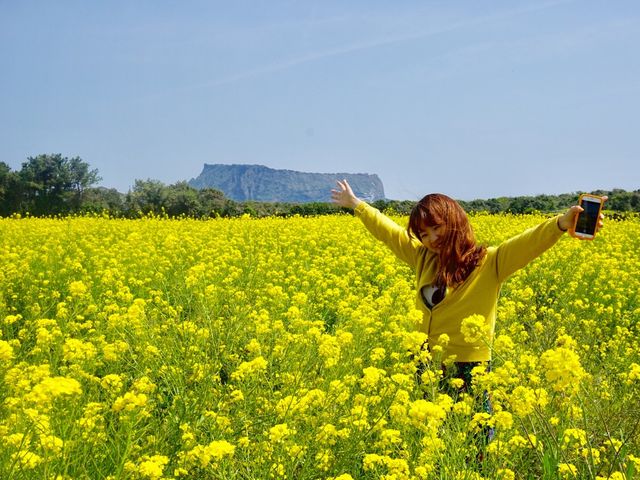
[558,196,607,232]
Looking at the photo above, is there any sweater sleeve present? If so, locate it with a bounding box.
[354,202,422,269]
[496,215,565,283]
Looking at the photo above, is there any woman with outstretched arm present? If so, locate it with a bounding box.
[331,180,604,415]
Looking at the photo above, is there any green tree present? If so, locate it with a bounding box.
[197,188,227,217]
[80,187,125,214]
[506,196,546,214]
[125,179,169,216]
[630,191,640,211]
[165,181,200,217]
[67,156,101,209]
[18,154,100,215]
[0,162,22,216]
[607,189,632,211]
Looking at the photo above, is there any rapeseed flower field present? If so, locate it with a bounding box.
[1,212,639,479]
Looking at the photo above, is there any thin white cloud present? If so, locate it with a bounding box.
[189,0,575,90]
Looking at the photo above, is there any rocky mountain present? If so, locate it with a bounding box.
[188,164,385,203]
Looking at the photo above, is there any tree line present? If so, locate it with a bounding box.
[1,154,638,218]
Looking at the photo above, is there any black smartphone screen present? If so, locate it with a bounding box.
[575,198,600,235]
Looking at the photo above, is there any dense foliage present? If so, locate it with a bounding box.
[1,154,639,218]
[1,212,639,478]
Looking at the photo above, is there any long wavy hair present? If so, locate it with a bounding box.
[408,193,486,287]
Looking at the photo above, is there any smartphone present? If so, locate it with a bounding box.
[570,194,605,240]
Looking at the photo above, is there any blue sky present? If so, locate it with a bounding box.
[1,0,638,200]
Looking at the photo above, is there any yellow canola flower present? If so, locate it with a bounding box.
[318,334,341,368]
[391,373,413,388]
[460,314,489,344]
[315,449,333,471]
[508,386,538,417]
[39,434,64,454]
[595,474,627,480]
[452,397,473,416]
[4,314,22,325]
[63,338,97,363]
[0,340,13,362]
[540,347,586,394]
[497,468,516,480]
[402,330,429,354]
[629,454,640,471]
[493,411,514,430]
[363,454,410,478]
[231,356,268,381]
[316,423,349,446]
[269,423,293,443]
[245,338,261,354]
[470,412,494,433]
[370,347,386,362]
[493,334,515,352]
[449,377,465,389]
[103,340,129,362]
[138,455,170,480]
[581,447,601,465]
[101,374,124,393]
[11,451,42,470]
[378,428,402,449]
[562,428,588,449]
[77,402,106,444]
[336,329,354,346]
[132,376,157,394]
[558,463,578,478]
[230,389,244,402]
[415,465,435,479]
[68,280,88,297]
[625,362,640,384]
[27,376,82,405]
[408,399,447,430]
[186,440,235,468]
[112,392,148,413]
[36,322,62,349]
[507,433,539,450]
[360,366,386,389]
[6,432,29,448]
[349,404,370,430]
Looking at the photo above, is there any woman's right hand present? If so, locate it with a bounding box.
[331,179,362,210]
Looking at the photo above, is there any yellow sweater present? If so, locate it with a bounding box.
[354,202,565,362]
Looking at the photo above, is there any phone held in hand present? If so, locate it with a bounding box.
[570,194,605,240]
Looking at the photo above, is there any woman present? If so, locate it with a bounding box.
[331,180,605,396]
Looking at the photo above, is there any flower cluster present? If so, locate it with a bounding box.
[0,211,638,478]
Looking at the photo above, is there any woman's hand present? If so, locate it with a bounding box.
[331,179,362,210]
[558,196,607,232]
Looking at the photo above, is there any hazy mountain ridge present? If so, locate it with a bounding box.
[188,164,385,202]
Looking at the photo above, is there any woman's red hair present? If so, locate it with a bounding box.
[408,193,486,287]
